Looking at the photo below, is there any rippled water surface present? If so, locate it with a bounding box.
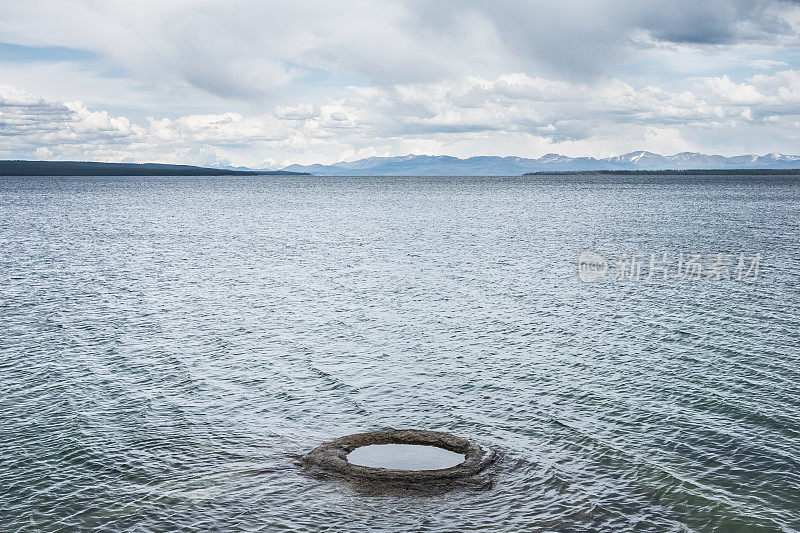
[1,175,799,532]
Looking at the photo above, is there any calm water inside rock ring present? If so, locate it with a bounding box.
[346,444,466,470]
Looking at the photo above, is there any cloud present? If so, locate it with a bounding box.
[275,104,319,121]
[751,59,791,69]
[0,85,73,138]
[631,0,798,45]
[697,75,768,105]
[0,1,799,164]
[0,85,140,151]
[0,84,45,106]
[3,68,800,165]
[0,0,798,99]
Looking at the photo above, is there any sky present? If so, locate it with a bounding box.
[1,0,800,168]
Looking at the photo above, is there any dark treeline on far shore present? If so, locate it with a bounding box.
[523,168,800,176]
[4,160,799,177]
[0,160,309,176]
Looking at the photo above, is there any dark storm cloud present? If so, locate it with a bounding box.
[638,0,797,44]
[405,0,800,78]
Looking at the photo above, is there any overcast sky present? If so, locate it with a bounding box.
[1,0,800,167]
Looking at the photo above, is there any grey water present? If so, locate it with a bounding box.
[1,174,798,532]
[346,444,465,470]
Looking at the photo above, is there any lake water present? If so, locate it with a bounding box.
[346,444,465,470]
[1,174,798,532]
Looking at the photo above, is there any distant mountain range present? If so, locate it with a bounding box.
[4,153,799,177]
[281,151,800,175]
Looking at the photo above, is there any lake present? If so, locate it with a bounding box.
[1,174,798,531]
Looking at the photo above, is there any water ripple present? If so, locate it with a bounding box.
[1,175,798,532]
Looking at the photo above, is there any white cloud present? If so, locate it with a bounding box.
[751,59,791,69]
[4,69,800,166]
[275,104,319,121]
[0,0,798,101]
[0,1,798,164]
[697,75,768,104]
[750,69,800,102]
[0,84,45,106]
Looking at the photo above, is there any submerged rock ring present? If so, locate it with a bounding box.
[303,429,494,483]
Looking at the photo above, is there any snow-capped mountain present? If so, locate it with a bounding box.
[280,151,800,175]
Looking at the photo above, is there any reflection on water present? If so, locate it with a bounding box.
[347,444,465,470]
[1,174,799,531]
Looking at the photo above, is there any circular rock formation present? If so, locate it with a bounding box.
[303,429,494,485]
